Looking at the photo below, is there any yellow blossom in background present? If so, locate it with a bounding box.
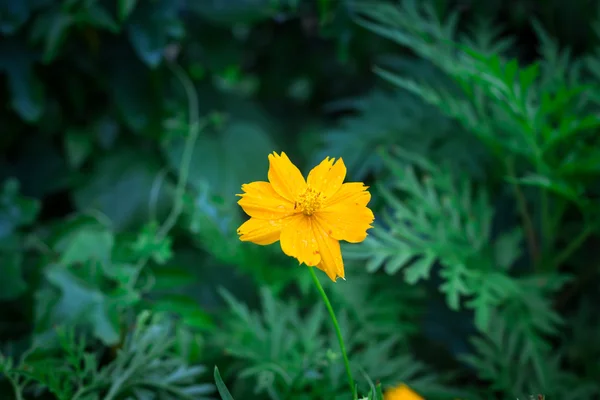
[384,384,424,400]
[236,151,374,281]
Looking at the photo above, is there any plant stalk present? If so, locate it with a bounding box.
[505,159,539,266]
[552,226,594,270]
[308,266,357,399]
[540,188,550,252]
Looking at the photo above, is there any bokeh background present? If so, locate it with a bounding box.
[1,0,600,399]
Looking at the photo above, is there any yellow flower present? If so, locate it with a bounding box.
[384,384,424,400]
[236,151,374,281]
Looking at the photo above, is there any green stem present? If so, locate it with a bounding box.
[552,226,594,270]
[308,267,356,399]
[505,159,539,266]
[129,61,204,291]
[540,189,550,252]
[6,375,24,400]
[156,61,203,240]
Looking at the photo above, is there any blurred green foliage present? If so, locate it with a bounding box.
[1,0,600,399]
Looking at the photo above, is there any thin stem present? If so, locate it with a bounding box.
[552,226,594,270]
[6,375,24,400]
[505,159,539,265]
[540,189,550,252]
[129,61,205,290]
[308,267,356,399]
[282,370,305,400]
[148,167,168,223]
[157,61,202,240]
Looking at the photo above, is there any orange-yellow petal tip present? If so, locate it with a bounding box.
[384,384,423,400]
[269,151,287,158]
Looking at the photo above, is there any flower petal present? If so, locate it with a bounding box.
[324,182,371,208]
[384,384,424,400]
[237,181,295,219]
[237,217,288,245]
[268,152,306,201]
[317,183,374,243]
[280,214,321,266]
[312,219,344,281]
[307,157,346,200]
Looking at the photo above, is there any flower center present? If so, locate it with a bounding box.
[296,187,322,216]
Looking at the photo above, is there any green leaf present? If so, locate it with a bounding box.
[152,294,215,330]
[104,48,161,133]
[55,225,114,267]
[44,265,120,344]
[214,367,235,400]
[39,9,74,63]
[102,263,140,302]
[438,261,471,310]
[64,129,93,169]
[190,0,274,25]
[164,121,276,203]
[494,229,523,270]
[126,0,180,67]
[375,382,385,400]
[0,0,30,34]
[175,325,205,364]
[557,149,600,176]
[151,265,196,291]
[183,190,242,264]
[78,4,119,33]
[131,221,173,264]
[72,148,174,230]
[508,174,582,203]
[118,0,138,21]
[7,139,70,198]
[0,178,40,241]
[404,252,436,284]
[0,253,27,301]
[0,39,45,122]
[315,89,459,180]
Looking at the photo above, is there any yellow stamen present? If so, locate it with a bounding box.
[296,187,322,216]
